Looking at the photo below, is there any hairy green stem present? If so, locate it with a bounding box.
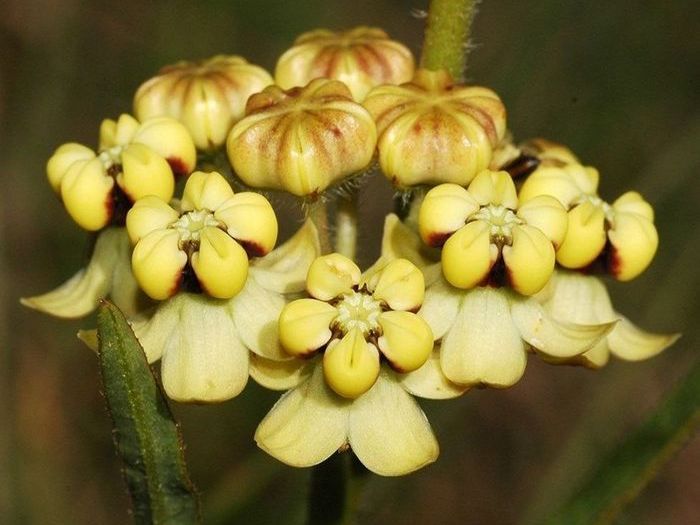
[335,191,359,260]
[307,200,332,254]
[420,0,478,81]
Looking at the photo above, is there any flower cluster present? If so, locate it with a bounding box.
[24,26,678,477]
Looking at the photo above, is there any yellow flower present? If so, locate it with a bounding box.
[419,170,568,296]
[535,270,680,368]
[126,171,277,300]
[47,114,196,231]
[363,69,506,188]
[518,141,658,281]
[134,55,273,150]
[226,79,377,197]
[275,26,415,101]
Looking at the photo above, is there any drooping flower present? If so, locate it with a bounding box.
[274,26,415,101]
[255,253,441,476]
[47,114,196,231]
[134,55,273,150]
[518,140,658,281]
[226,78,377,197]
[363,69,506,188]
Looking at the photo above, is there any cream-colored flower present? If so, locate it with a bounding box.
[518,141,658,281]
[363,69,506,188]
[134,55,273,150]
[227,78,377,197]
[419,170,568,296]
[275,26,415,101]
[126,171,277,300]
[535,270,680,368]
[47,114,196,231]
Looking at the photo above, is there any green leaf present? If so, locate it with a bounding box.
[545,355,699,525]
[97,300,200,525]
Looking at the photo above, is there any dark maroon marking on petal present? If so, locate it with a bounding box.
[579,241,612,277]
[167,268,186,298]
[180,262,203,295]
[426,231,453,248]
[607,244,623,279]
[504,154,540,179]
[482,256,506,288]
[108,185,132,227]
[237,239,268,258]
[167,157,189,177]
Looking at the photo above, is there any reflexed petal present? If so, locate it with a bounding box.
[159,294,250,402]
[255,363,350,467]
[131,303,179,363]
[377,311,433,373]
[348,373,439,476]
[99,114,140,148]
[132,229,187,300]
[46,143,95,192]
[556,201,607,268]
[323,329,380,399]
[399,348,469,399]
[608,316,680,362]
[215,192,278,255]
[229,275,288,360]
[612,191,654,221]
[441,221,492,289]
[371,258,425,311]
[538,271,616,324]
[502,225,555,296]
[119,143,174,202]
[60,157,114,231]
[249,353,312,390]
[125,195,178,244]
[418,184,479,246]
[607,213,658,281]
[510,294,615,358]
[21,228,127,318]
[132,116,197,175]
[278,298,337,356]
[518,165,586,207]
[249,220,321,294]
[191,227,249,299]
[517,195,568,247]
[181,171,235,212]
[110,247,147,318]
[467,170,518,208]
[306,253,361,301]
[378,213,437,271]
[441,288,527,387]
[418,276,461,340]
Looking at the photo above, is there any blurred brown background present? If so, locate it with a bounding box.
[2,1,699,524]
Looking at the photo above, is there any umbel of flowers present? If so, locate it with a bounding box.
[22,25,678,477]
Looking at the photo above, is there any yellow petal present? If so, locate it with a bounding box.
[348,373,439,476]
[377,311,433,373]
[440,288,526,387]
[418,275,461,340]
[612,191,654,221]
[306,253,361,301]
[370,258,425,312]
[278,298,337,356]
[180,170,235,212]
[119,143,174,202]
[502,225,555,296]
[518,165,587,206]
[46,143,95,192]
[467,170,518,208]
[249,353,312,391]
[255,362,350,467]
[191,227,249,299]
[418,183,479,246]
[441,221,493,289]
[132,229,187,300]
[556,202,607,268]
[215,192,278,256]
[607,213,658,281]
[608,316,680,361]
[510,293,616,358]
[125,195,179,244]
[99,114,140,148]
[132,116,196,176]
[60,157,114,231]
[323,329,380,399]
[399,347,469,399]
[159,294,249,402]
[517,195,568,248]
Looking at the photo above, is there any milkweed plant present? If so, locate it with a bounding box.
[22,0,685,523]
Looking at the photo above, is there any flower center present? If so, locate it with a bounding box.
[172,210,223,244]
[333,290,383,337]
[98,145,124,171]
[471,204,523,246]
[575,194,613,220]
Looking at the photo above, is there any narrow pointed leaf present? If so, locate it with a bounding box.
[97,301,200,525]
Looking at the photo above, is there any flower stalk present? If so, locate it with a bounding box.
[335,190,359,260]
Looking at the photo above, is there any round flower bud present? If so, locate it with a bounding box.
[227,79,377,197]
[364,69,507,188]
[275,26,415,102]
[134,55,273,150]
